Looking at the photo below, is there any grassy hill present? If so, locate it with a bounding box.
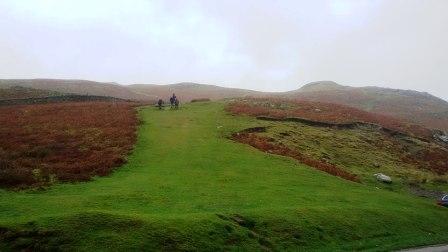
[227,98,448,193]
[0,79,263,103]
[1,102,447,251]
[228,98,448,193]
[285,81,448,131]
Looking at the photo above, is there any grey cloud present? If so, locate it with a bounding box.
[0,0,447,99]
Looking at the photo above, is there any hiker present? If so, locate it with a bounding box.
[169,96,174,108]
[157,99,164,110]
[174,98,179,109]
[169,93,177,108]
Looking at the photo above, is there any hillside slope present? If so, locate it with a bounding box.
[1,102,448,251]
[0,86,62,100]
[0,79,153,101]
[227,98,448,193]
[285,81,448,131]
[129,82,264,101]
[0,79,264,102]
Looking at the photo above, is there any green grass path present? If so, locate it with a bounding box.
[1,102,448,251]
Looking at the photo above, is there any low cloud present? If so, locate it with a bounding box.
[0,0,447,99]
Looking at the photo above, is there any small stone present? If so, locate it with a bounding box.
[374,173,392,183]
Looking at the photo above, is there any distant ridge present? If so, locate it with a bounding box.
[128,82,264,101]
[285,81,448,131]
[0,79,153,101]
[296,81,348,92]
[1,78,447,130]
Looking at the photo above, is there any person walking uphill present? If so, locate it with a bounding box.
[170,93,179,109]
[157,99,164,110]
[169,93,176,108]
[174,98,179,109]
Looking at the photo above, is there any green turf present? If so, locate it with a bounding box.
[1,102,447,251]
[254,121,448,193]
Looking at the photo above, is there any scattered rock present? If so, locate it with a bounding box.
[373,162,381,168]
[374,173,392,183]
[433,131,448,144]
[409,184,446,199]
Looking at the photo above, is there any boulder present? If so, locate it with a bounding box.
[374,173,392,183]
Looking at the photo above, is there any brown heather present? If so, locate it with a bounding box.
[0,101,139,189]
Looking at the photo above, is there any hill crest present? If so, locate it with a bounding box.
[297,81,348,92]
[1,78,447,130]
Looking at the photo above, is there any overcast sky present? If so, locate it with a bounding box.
[0,0,447,99]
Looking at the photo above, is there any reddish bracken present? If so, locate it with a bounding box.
[232,132,359,182]
[0,101,139,188]
[226,98,434,140]
[402,147,448,175]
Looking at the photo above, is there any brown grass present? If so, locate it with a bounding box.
[226,98,434,140]
[291,87,448,132]
[401,146,448,175]
[0,101,139,189]
[232,132,359,182]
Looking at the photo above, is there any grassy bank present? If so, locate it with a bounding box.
[1,102,447,251]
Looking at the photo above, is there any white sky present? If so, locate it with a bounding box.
[0,0,447,99]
